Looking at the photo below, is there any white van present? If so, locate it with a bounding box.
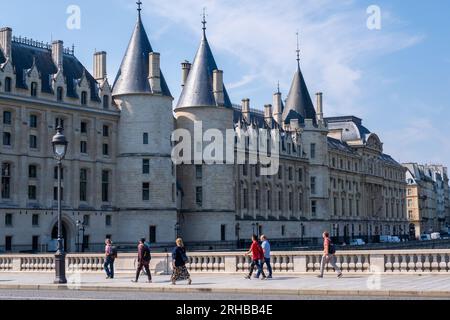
[431,232,441,240]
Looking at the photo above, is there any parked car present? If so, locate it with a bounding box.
[431,232,441,240]
[390,236,401,243]
[350,239,366,246]
[380,235,391,243]
[420,234,431,241]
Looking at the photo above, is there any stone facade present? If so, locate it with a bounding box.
[0,8,435,253]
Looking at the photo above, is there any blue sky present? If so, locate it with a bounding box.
[1,0,449,166]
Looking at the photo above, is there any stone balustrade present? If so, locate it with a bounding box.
[1,249,450,275]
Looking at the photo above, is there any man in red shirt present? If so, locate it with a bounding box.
[244,234,266,280]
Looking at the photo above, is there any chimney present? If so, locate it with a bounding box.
[181,61,191,87]
[273,91,283,125]
[242,98,250,123]
[52,40,64,70]
[316,92,324,122]
[213,69,224,106]
[264,104,273,124]
[149,52,161,94]
[93,51,107,81]
[290,118,300,131]
[0,27,12,61]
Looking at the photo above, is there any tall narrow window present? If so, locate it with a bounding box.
[278,191,283,211]
[29,165,37,178]
[29,115,37,128]
[3,132,11,146]
[149,226,156,243]
[80,169,87,202]
[196,187,203,207]
[29,135,37,149]
[28,185,37,200]
[53,187,63,201]
[310,177,316,195]
[4,77,11,92]
[299,193,304,212]
[298,168,303,182]
[105,215,112,227]
[103,95,109,109]
[221,225,226,241]
[80,141,87,154]
[1,163,11,199]
[30,82,38,97]
[54,166,64,180]
[5,213,12,226]
[142,182,150,201]
[289,192,293,211]
[32,214,39,226]
[102,143,109,156]
[288,167,293,181]
[142,159,150,174]
[3,111,11,125]
[5,236,12,251]
[311,200,317,217]
[57,87,63,101]
[80,122,87,134]
[143,132,149,145]
[102,170,109,202]
[32,236,39,251]
[102,125,109,137]
[195,165,202,179]
[83,215,90,226]
[310,143,316,159]
[255,189,260,210]
[81,91,88,105]
[267,190,272,210]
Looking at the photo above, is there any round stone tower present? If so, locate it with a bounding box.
[174,19,236,243]
[112,7,177,244]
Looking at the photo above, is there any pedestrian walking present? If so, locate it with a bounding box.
[256,235,272,279]
[171,238,192,285]
[103,238,116,279]
[244,234,266,280]
[131,238,152,283]
[318,231,343,278]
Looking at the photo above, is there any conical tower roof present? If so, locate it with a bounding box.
[175,19,232,109]
[112,8,171,97]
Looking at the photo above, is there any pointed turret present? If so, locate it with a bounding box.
[282,33,316,125]
[112,5,171,97]
[175,13,232,109]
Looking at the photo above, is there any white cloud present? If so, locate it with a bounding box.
[140,0,421,115]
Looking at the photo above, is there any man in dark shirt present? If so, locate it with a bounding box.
[131,238,152,283]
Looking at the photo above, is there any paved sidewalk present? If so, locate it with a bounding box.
[0,273,450,298]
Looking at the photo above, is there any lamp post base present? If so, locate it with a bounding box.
[54,251,67,284]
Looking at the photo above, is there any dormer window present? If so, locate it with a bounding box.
[31,82,38,97]
[81,91,88,105]
[103,95,109,109]
[4,77,12,92]
[57,87,64,101]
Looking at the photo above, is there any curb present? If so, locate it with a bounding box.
[0,283,449,298]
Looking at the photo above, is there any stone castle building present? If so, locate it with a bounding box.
[0,6,411,252]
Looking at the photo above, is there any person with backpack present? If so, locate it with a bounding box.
[244,234,266,280]
[103,238,116,279]
[131,238,152,283]
[318,231,343,278]
[171,238,192,285]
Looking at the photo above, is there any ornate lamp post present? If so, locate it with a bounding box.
[52,126,68,284]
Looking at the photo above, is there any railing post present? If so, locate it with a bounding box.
[12,257,21,271]
[370,253,385,272]
[294,254,307,273]
[224,255,237,273]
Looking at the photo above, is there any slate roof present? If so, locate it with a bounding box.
[0,41,100,102]
[112,12,171,97]
[282,61,316,125]
[232,105,282,130]
[325,116,371,143]
[327,137,357,154]
[175,27,232,109]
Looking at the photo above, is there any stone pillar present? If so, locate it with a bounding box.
[293,255,307,273]
[93,51,107,81]
[224,255,237,273]
[52,40,64,71]
[370,253,385,272]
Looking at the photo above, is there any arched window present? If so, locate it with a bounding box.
[30,82,38,97]
[103,95,109,109]
[4,77,12,92]
[57,87,64,101]
[81,91,88,105]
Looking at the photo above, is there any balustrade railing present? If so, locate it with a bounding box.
[0,250,449,274]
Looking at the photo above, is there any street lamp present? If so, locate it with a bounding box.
[174,222,180,239]
[52,126,68,284]
[76,220,86,253]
